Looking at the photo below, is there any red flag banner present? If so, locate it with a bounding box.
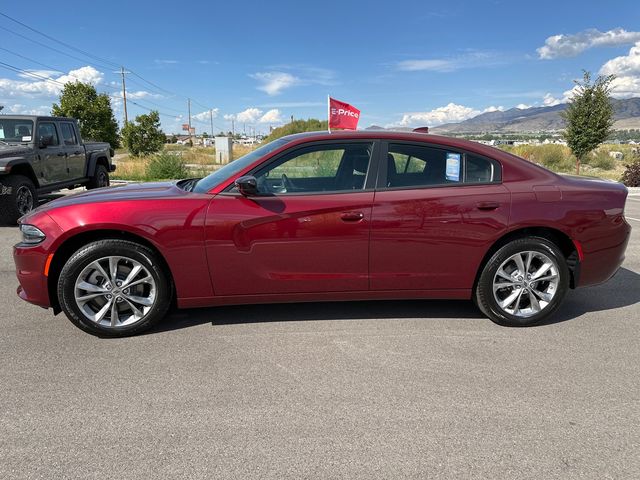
[328,97,360,131]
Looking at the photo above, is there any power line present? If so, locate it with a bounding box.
[0,11,121,70]
[0,13,219,123]
[0,24,116,72]
[0,46,121,92]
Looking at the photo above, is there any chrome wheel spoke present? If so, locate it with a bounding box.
[76,292,105,303]
[124,294,154,307]
[493,281,519,292]
[528,290,541,312]
[124,298,144,319]
[499,290,521,309]
[533,273,558,283]
[531,262,553,280]
[77,280,108,293]
[125,275,153,289]
[109,257,120,283]
[531,288,553,303]
[94,299,112,323]
[514,254,526,276]
[110,301,119,327]
[122,264,142,287]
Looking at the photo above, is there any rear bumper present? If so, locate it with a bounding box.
[577,220,631,287]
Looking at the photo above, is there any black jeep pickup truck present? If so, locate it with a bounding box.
[0,115,115,224]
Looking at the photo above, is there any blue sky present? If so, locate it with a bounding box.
[1,0,639,134]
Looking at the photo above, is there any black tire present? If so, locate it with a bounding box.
[0,174,38,225]
[475,237,569,327]
[87,164,109,189]
[57,239,171,337]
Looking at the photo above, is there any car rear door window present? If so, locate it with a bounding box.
[386,143,461,188]
[385,143,501,188]
[60,123,78,145]
[465,154,501,183]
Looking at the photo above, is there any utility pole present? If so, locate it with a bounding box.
[187,98,192,145]
[231,119,235,137]
[209,109,214,140]
[120,66,129,125]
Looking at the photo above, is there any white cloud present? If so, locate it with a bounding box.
[395,103,482,127]
[235,107,263,123]
[4,103,51,115]
[17,70,60,80]
[515,103,531,109]
[397,51,502,72]
[155,59,179,64]
[542,93,562,106]
[0,66,103,98]
[600,41,640,98]
[537,28,640,59]
[483,105,505,112]
[225,107,284,125]
[258,108,282,124]
[111,90,162,100]
[250,72,300,95]
[191,108,219,122]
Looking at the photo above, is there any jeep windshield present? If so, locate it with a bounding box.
[0,119,34,145]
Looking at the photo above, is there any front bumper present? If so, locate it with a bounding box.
[13,213,63,309]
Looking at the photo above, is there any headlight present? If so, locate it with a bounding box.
[20,224,46,245]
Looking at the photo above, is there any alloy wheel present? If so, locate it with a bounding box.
[74,256,157,328]
[492,250,559,318]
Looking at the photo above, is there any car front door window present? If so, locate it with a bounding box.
[253,143,373,194]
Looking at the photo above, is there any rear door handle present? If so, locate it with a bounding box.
[340,211,365,222]
[476,201,500,210]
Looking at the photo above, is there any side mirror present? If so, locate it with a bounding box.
[39,135,54,148]
[235,175,259,196]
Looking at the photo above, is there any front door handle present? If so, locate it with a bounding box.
[73,151,81,155]
[340,211,365,222]
[476,201,500,210]
[57,152,66,157]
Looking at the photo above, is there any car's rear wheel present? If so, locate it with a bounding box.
[58,239,171,337]
[475,237,569,326]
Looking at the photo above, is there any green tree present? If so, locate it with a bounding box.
[264,118,328,142]
[561,71,616,174]
[52,82,119,147]
[121,111,165,157]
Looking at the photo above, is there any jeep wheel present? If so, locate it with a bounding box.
[87,164,109,189]
[0,175,38,225]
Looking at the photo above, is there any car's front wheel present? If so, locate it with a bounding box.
[58,240,171,337]
[475,237,569,327]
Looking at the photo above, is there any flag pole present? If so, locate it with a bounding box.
[327,94,331,133]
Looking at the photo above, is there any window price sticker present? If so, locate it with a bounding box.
[446,153,461,182]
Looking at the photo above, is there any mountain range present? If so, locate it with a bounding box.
[415,97,640,134]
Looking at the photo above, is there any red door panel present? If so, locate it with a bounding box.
[370,184,510,290]
[205,192,373,296]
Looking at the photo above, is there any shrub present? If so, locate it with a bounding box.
[145,152,188,180]
[621,159,640,187]
[586,150,615,170]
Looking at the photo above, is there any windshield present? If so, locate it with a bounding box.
[193,138,289,193]
[0,119,34,144]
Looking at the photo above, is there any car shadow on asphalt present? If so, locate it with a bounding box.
[541,267,640,325]
[146,267,640,334]
[149,299,484,334]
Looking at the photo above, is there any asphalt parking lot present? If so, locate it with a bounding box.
[0,193,639,479]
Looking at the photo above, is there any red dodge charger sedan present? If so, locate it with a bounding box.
[13,131,631,337]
